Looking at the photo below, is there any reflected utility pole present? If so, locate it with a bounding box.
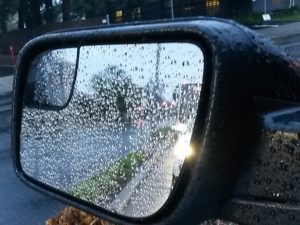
[155,44,161,93]
[170,0,174,19]
[106,14,110,25]
[289,0,295,8]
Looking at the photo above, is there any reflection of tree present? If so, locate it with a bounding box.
[145,77,165,103]
[172,85,180,101]
[89,65,139,122]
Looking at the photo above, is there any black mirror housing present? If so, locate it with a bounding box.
[12,18,300,225]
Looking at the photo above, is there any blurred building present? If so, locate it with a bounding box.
[109,0,300,23]
[110,0,252,23]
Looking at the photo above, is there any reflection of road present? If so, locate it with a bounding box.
[112,142,174,217]
[22,125,143,190]
[21,108,179,217]
[110,119,194,217]
[21,113,177,189]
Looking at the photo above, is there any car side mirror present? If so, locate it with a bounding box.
[12,18,300,225]
[21,42,204,218]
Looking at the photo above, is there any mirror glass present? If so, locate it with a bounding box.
[25,48,77,107]
[21,43,204,217]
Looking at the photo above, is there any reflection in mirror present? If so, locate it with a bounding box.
[21,43,204,217]
[24,48,77,107]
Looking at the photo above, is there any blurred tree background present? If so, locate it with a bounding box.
[0,0,144,32]
[0,0,18,32]
[0,0,254,33]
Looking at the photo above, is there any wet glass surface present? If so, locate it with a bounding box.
[21,43,204,217]
[25,48,77,107]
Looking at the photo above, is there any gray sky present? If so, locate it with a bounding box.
[76,43,204,100]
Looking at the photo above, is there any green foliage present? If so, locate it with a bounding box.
[233,12,263,25]
[70,150,147,202]
[90,65,138,113]
[233,6,300,25]
[271,6,300,23]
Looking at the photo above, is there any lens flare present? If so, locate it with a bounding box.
[173,134,193,161]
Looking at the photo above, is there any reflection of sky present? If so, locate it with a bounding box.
[76,43,204,100]
[264,107,300,132]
